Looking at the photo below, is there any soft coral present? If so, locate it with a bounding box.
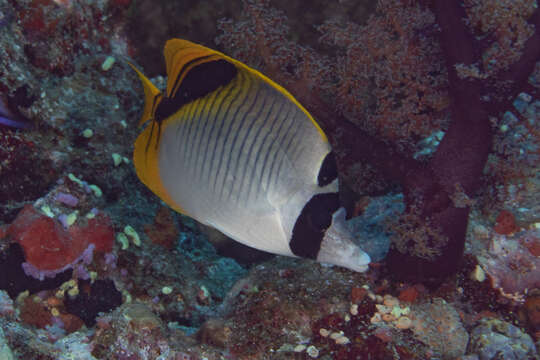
[7,205,114,279]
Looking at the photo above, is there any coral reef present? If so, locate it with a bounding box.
[476,229,540,303]
[0,0,538,359]
[216,0,540,283]
[409,298,469,358]
[469,318,537,360]
[64,279,122,327]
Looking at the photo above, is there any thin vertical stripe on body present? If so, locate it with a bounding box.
[193,83,234,183]
[206,72,249,190]
[259,101,293,194]
[213,72,255,196]
[178,99,200,159]
[273,108,302,189]
[224,82,264,203]
[263,107,297,194]
[197,78,242,184]
[218,78,261,201]
[174,101,194,149]
[233,90,272,205]
[181,97,205,168]
[244,97,286,203]
[187,89,220,176]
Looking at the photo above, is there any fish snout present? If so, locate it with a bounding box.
[316,208,371,272]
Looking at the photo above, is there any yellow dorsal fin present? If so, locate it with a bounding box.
[128,62,162,127]
[162,39,328,143]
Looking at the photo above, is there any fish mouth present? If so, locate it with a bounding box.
[316,207,371,272]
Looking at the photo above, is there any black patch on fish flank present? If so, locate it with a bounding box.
[317,152,337,187]
[290,193,340,259]
[154,59,237,123]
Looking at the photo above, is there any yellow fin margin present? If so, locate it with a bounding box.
[133,121,190,216]
[163,39,328,143]
[129,61,189,216]
[128,62,162,127]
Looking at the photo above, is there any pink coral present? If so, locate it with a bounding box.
[7,205,114,279]
[318,1,449,146]
[479,229,540,303]
[463,0,537,76]
[218,0,449,151]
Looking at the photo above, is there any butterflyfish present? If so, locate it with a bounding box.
[130,39,371,272]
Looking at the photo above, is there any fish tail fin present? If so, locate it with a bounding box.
[128,62,162,127]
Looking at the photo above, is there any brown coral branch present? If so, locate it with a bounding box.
[383,0,494,281]
[488,9,540,116]
[318,1,537,282]
[430,0,492,195]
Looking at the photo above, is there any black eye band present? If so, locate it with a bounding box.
[317,151,337,187]
[290,192,340,259]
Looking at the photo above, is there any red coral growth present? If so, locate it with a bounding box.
[59,312,84,333]
[311,300,423,359]
[319,2,449,146]
[350,286,367,304]
[8,205,83,271]
[493,210,519,235]
[110,0,131,8]
[144,206,179,249]
[521,233,540,257]
[7,205,113,272]
[523,293,540,333]
[0,130,54,223]
[16,0,116,75]
[480,230,540,303]
[19,0,60,35]
[463,0,536,76]
[19,296,52,329]
[398,286,420,303]
[218,0,448,152]
[70,213,115,253]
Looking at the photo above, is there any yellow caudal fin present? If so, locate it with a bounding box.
[128,62,162,127]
